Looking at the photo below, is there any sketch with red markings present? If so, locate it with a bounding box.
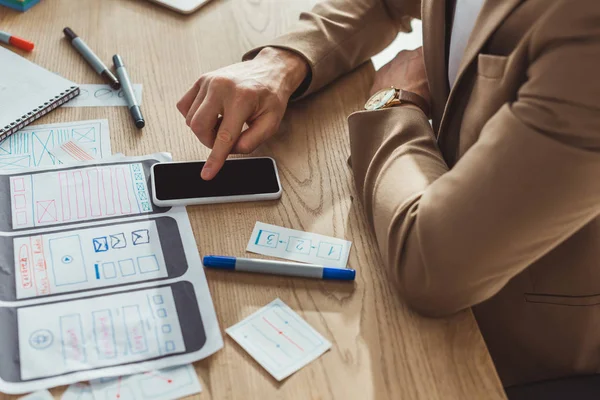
[226,298,332,381]
[90,364,201,400]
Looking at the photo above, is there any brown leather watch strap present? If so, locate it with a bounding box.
[394,89,430,117]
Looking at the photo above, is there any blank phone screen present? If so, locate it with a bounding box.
[153,158,280,200]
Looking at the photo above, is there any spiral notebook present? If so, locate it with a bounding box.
[0,46,79,142]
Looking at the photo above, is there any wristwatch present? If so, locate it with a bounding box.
[364,87,429,116]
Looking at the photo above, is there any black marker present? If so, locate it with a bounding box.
[113,54,145,129]
[63,27,120,90]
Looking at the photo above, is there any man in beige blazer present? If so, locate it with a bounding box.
[177,0,600,389]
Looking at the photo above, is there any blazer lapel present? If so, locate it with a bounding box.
[437,0,522,158]
[421,0,449,134]
[451,0,522,92]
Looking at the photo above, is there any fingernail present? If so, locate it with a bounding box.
[201,164,213,180]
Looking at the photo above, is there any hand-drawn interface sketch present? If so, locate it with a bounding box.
[226,298,331,381]
[0,154,222,396]
[18,286,186,380]
[90,364,202,400]
[63,85,143,108]
[62,382,95,400]
[0,120,111,171]
[10,162,152,229]
[12,218,188,300]
[247,222,352,269]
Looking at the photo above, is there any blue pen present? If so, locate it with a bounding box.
[203,256,356,281]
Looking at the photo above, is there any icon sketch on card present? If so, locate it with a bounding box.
[255,229,279,248]
[285,237,312,255]
[316,242,343,261]
[93,237,109,252]
[0,136,11,155]
[73,127,96,143]
[36,200,58,223]
[1,155,31,170]
[110,233,127,249]
[94,88,113,100]
[29,329,54,350]
[103,262,117,279]
[132,229,150,245]
[119,259,136,276]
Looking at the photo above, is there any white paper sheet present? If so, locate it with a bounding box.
[13,220,168,299]
[0,46,77,135]
[9,162,152,229]
[246,222,352,269]
[63,85,143,108]
[19,390,54,400]
[61,383,94,400]
[50,140,97,164]
[0,153,223,395]
[90,364,201,400]
[19,286,186,380]
[0,119,111,171]
[226,298,331,381]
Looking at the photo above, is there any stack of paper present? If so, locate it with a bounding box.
[1,122,222,396]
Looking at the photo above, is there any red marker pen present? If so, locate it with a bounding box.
[0,30,34,52]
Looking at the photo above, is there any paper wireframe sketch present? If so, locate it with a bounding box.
[247,222,352,269]
[61,383,94,400]
[0,119,111,171]
[227,298,331,381]
[13,219,169,299]
[19,390,54,400]
[19,286,186,380]
[63,84,142,108]
[0,153,223,395]
[90,364,201,400]
[50,140,97,164]
[9,162,152,229]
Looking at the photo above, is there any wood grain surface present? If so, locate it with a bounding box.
[0,0,506,399]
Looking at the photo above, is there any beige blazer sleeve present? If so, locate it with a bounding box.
[243,0,421,97]
[349,4,600,317]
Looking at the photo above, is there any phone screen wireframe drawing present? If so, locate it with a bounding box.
[0,281,206,383]
[0,217,188,301]
[0,159,169,232]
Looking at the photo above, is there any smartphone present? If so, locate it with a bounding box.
[0,217,188,302]
[0,281,206,383]
[151,157,282,207]
[0,159,169,233]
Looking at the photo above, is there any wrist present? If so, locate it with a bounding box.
[256,47,309,96]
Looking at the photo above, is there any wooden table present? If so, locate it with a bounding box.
[0,0,506,398]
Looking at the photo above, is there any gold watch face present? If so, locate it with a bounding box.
[365,88,396,110]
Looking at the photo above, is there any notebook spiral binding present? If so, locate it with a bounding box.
[0,85,80,143]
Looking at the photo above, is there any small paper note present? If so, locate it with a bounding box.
[63,84,143,107]
[50,140,97,164]
[61,383,94,400]
[246,222,352,269]
[226,298,332,381]
[90,365,201,400]
[0,119,111,171]
[19,390,54,400]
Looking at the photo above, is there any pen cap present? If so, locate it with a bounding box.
[113,54,125,69]
[322,267,356,281]
[203,256,236,270]
[63,27,78,41]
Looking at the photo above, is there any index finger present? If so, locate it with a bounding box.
[201,104,251,180]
